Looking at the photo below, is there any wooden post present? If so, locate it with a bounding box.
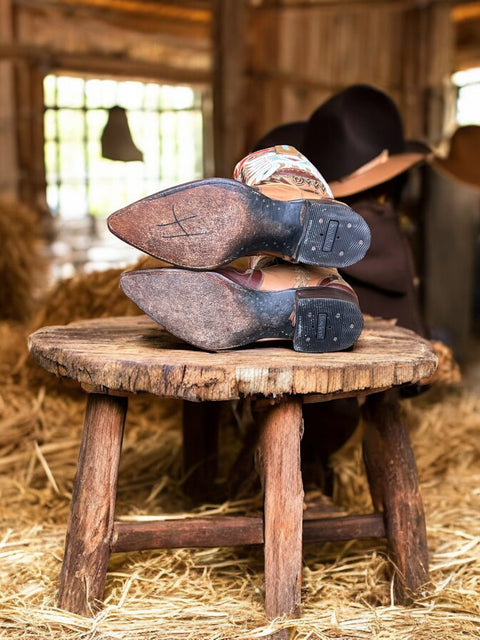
[182,400,220,502]
[58,393,127,616]
[0,0,19,197]
[256,397,304,635]
[362,389,430,603]
[212,0,248,176]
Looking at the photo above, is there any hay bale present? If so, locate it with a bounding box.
[31,255,162,330]
[1,382,480,639]
[0,197,49,322]
[1,252,478,639]
[25,255,165,388]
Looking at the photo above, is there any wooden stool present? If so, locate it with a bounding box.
[28,315,437,624]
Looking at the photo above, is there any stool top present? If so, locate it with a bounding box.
[28,315,437,401]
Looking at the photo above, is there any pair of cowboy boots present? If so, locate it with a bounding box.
[108,146,371,353]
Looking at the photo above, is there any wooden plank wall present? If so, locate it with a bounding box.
[0,0,18,198]
[453,2,480,70]
[230,0,456,175]
[0,0,457,197]
[0,0,213,204]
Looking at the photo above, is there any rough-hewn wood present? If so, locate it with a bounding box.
[182,400,220,501]
[256,398,304,624]
[30,316,435,619]
[111,513,385,553]
[245,1,454,151]
[362,412,385,512]
[58,393,127,616]
[212,0,248,176]
[362,389,430,604]
[422,164,480,361]
[28,315,438,402]
[453,3,480,71]
[14,60,46,207]
[16,2,211,56]
[16,0,212,38]
[112,516,264,552]
[0,0,18,197]
[4,0,212,205]
[402,5,455,143]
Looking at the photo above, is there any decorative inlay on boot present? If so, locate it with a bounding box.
[119,267,364,353]
[108,178,370,270]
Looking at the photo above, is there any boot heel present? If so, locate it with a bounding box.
[293,288,364,353]
[296,200,371,268]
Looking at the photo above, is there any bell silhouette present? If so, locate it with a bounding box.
[101,106,143,162]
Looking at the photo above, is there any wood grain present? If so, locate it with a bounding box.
[256,398,304,622]
[111,513,386,553]
[28,315,438,401]
[58,393,127,616]
[362,390,430,603]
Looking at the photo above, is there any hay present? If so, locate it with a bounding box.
[0,197,49,323]
[1,267,480,639]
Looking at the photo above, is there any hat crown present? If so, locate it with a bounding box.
[434,125,480,188]
[446,125,480,163]
[304,84,406,182]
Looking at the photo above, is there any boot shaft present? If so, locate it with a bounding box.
[218,263,358,301]
[234,145,333,201]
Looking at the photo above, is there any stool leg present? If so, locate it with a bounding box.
[182,400,220,502]
[362,389,429,603]
[58,393,128,616]
[256,398,304,631]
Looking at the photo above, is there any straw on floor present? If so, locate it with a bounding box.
[1,264,480,640]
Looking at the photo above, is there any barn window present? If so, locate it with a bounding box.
[44,74,206,275]
[452,67,480,125]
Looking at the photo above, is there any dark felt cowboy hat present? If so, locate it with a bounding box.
[432,125,480,188]
[252,122,306,155]
[253,84,430,198]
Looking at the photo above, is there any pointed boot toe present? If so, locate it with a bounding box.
[119,267,364,353]
[108,177,370,270]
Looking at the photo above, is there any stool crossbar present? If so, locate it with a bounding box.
[28,315,437,629]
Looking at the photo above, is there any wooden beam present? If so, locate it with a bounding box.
[111,513,386,552]
[452,2,480,22]
[212,0,248,176]
[0,43,211,84]
[0,0,19,196]
[12,0,212,38]
[58,394,128,616]
[455,43,480,69]
[252,0,418,10]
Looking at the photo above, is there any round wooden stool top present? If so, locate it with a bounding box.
[28,315,438,401]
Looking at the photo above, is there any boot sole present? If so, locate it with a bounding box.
[108,178,370,270]
[120,269,364,353]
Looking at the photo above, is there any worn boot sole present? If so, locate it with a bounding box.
[120,268,364,353]
[108,178,370,270]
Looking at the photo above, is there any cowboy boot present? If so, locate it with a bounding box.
[119,262,363,353]
[107,146,370,270]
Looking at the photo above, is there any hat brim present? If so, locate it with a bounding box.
[328,151,426,198]
[431,157,480,190]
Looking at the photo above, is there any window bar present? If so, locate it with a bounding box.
[54,77,61,215]
[82,78,91,224]
[158,88,164,186]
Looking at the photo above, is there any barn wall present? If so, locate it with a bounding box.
[453,2,480,70]
[239,1,455,170]
[0,0,19,199]
[0,0,461,198]
[0,0,213,205]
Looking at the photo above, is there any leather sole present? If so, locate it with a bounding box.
[120,268,364,353]
[108,178,370,270]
